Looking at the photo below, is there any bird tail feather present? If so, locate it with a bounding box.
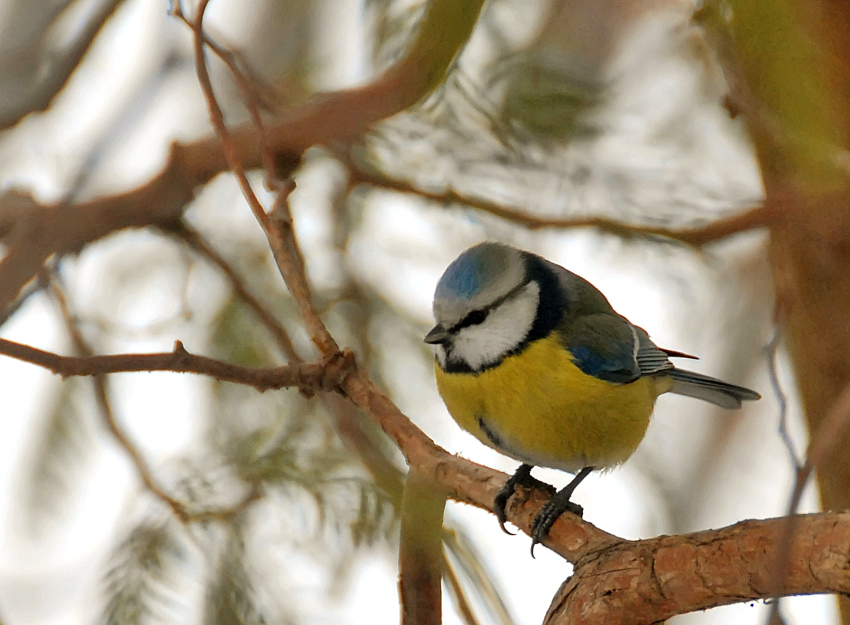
[666,369,760,410]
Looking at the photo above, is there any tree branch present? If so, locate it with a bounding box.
[349,166,772,246]
[0,337,350,395]
[2,333,850,620]
[399,471,447,625]
[0,0,127,131]
[0,0,487,317]
[544,512,850,625]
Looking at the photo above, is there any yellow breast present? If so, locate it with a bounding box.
[435,334,665,472]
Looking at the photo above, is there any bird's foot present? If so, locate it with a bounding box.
[529,495,584,556]
[528,466,594,557]
[494,464,554,535]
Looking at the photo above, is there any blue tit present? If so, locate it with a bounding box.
[425,241,760,551]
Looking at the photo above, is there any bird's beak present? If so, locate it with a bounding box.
[424,324,450,345]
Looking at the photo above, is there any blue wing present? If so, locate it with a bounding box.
[560,314,673,384]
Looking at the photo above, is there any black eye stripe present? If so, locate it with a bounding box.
[456,308,488,330]
[449,279,535,333]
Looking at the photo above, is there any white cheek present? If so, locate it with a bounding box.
[436,345,447,368]
[451,282,539,370]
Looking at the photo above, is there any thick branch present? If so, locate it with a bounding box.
[338,367,621,561]
[545,512,850,625]
[0,0,127,131]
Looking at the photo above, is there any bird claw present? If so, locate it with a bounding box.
[529,499,584,557]
[493,464,548,535]
[495,464,590,556]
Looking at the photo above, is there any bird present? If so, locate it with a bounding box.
[424,241,760,553]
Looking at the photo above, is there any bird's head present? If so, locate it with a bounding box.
[425,242,542,372]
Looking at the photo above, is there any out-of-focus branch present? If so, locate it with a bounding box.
[0,0,127,131]
[49,278,178,517]
[442,556,481,625]
[698,3,850,622]
[349,167,771,246]
[0,191,42,240]
[48,278,260,524]
[770,380,850,622]
[0,261,51,328]
[0,159,194,318]
[166,221,301,363]
[0,0,487,316]
[399,471,447,625]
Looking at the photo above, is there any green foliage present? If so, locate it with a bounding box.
[495,54,602,142]
[101,521,188,625]
[24,378,97,532]
[204,525,283,625]
[209,296,279,368]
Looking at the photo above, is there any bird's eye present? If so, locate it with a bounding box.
[463,309,488,327]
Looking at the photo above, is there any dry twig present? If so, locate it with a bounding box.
[349,165,771,246]
[47,278,260,524]
[0,337,351,396]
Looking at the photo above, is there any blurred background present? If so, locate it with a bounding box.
[0,0,830,623]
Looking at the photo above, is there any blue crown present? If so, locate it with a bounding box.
[435,243,512,302]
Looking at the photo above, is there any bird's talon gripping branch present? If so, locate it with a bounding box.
[494,463,552,534]
[527,466,592,556]
[529,497,584,557]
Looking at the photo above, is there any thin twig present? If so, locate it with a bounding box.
[47,277,261,523]
[190,0,338,357]
[0,337,352,395]
[167,220,302,363]
[765,326,799,471]
[170,1,278,180]
[768,381,850,624]
[191,0,270,230]
[348,166,771,246]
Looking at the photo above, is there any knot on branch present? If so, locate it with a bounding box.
[172,340,191,364]
[298,349,356,397]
